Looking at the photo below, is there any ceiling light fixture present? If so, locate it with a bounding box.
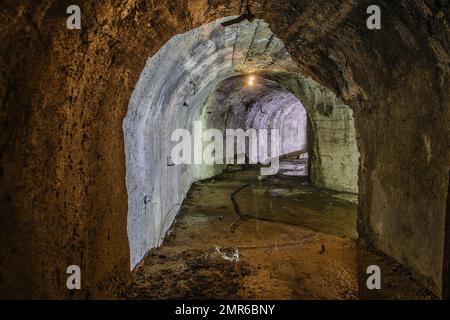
[247,75,256,87]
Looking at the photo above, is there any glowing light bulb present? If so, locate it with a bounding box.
[247,75,256,87]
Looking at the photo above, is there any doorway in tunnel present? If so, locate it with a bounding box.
[122,16,433,300]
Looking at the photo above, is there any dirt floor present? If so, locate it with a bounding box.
[124,167,435,300]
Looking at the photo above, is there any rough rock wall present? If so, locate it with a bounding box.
[1,0,448,298]
[256,0,449,293]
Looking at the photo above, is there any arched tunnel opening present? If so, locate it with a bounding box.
[121,18,416,299]
[0,0,448,302]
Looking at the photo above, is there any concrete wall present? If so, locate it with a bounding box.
[266,73,359,194]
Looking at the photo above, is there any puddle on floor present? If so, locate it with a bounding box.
[234,175,357,239]
[124,166,435,300]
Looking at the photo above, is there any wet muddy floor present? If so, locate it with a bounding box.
[124,167,435,300]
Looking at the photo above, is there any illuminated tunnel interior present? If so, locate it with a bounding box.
[0,1,448,301]
[123,19,359,271]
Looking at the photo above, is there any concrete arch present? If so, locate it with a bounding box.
[123,18,359,269]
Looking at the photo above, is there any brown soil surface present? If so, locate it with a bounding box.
[124,168,435,300]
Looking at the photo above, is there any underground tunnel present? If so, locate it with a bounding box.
[0,0,448,302]
[123,18,359,270]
